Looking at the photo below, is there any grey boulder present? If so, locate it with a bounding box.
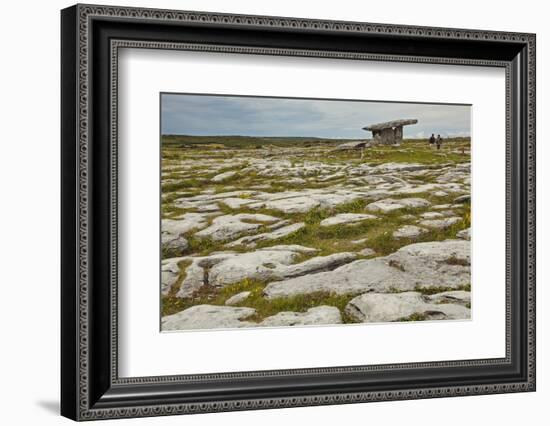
[263,240,470,299]
[161,256,187,295]
[173,247,355,298]
[211,171,237,182]
[393,225,428,239]
[208,250,357,289]
[320,213,377,227]
[427,290,471,306]
[161,305,256,331]
[366,198,431,213]
[226,222,305,247]
[161,213,210,250]
[419,217,462,229]
[225,291,252,306]
[358,247,376,257]
[345,291,471,323]
[195,213,280,241]
[260,306,342,327]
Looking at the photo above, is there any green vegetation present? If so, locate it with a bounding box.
[162,134,470,152]
[162,134,358,149]
[162,277,361,323]
[160,134,472,324]
[164,197,468,261]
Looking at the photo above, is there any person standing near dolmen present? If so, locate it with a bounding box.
[436,134,443,150]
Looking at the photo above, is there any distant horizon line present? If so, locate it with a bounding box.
[162,134,472,139]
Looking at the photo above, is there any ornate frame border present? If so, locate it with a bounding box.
[61,4,536,421]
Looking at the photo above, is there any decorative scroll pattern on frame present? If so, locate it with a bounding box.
[74,4,536,420]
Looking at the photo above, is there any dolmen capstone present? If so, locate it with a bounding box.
[362,118,418,145]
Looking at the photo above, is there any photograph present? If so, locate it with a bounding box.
[160,94,472,331]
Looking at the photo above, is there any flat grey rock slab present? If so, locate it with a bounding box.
[419,217,462,229]
[226,222,305,247]
[225,291,252,306]
[456,228,471,240]
[220,197,257,209]
[366,197,431,213]
[172,248,355,298]
[211,171,237,182]
[250,196,320,214]
[175,190,257,209]
[263,240,470,299]
[358,248,376,257]
[287,177,307,185]
[248,190,363,213]
[246,159,343,178]
[393,197,432,209]
[393,225,428,239]
[195,203,220,212]
[344,291,471,323]
[438,209,458,217]
[309,192,364,209]
[374,162,426,173]
[261,306,342,327]
[208,251,357,289]
[161,213,210,246]
[259,244,318,254]
[320,213,377,227]
[206,249,297,287]
[428,290,471,305]
[317,172,346,182]
[280,252,357,279]
[174,252,238,298]
[396,183,463,196]
[253,190,309,201]
[194,213,280,241]
[161,256,187,295]
[161,305,256,330]
[162,235,189,252]
[419,211,444,219]
[265,220,292,230]
[436,169,470,184]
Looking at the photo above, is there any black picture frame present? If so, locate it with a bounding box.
[61,4,536,421]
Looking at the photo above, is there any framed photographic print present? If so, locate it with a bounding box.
[61,4,536,421]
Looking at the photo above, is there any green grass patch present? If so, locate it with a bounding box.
[161,178,206,193]
[166,260,192,297]
[161,277,361,323]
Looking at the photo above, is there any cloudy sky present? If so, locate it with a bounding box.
[161,93,471,139]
